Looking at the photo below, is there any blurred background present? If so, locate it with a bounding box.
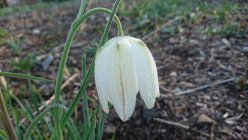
[0,0,248,139]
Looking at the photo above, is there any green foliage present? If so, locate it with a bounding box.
[0,0,76,16]
[119,0,243,37]
[238,78,248,90]
[119,0,195,25]
[7,36,25,55]
[0,72,51,82]
[0,28,9,46]
[0,28,8,37]
[0,129,8,140]
[10,53,37,72]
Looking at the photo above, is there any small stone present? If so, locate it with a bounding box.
[169,37,179,44]
[32,29,40,35]
[196,102,204,107]
[169,71,177,77]
[198,114,214,123]
[243,47,248,52]
[222,38,231,47]
[222,112,229,118]
[189,39,199,45]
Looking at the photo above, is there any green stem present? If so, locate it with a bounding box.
[0,90,18,140]
[53,7,123,139]
[99,0,122,46]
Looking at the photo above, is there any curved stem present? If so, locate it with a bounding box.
[99,0,122,46]
[74,8,124,36]
[53,7,123,139]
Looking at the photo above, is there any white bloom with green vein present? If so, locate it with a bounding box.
[94,36,159,121]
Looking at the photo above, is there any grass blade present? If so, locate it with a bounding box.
[24,104,68,140]
[0,72,51,82]
[27,77,40,113]
[0,129,8,140]
[86,115,96,139]
[81,54,90,131]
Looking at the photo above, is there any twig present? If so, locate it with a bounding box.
[20,72,80,125]
[174,78,235,96]
[154,118,222,140]
[154,118,189,129]
[160,78,235,97]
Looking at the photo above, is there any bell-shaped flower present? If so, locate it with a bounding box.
[94,36,160,121]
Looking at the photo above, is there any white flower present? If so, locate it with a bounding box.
[94,36,160,121]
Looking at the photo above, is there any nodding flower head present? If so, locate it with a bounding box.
[94,36,160,121]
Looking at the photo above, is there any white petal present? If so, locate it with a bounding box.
[128,37,160,108]
[94,44,113,113]
[107,39,138,121]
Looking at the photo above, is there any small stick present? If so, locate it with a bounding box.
[174,78,235,96]
[154,118,189,129]
[20,72,80,125]
[154,118,222,140]
[160,78,235,97]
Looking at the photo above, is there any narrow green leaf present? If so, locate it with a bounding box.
[0,72,51,82]
[96,106,106,140]
[0,129,8,140]
[82,54,90,131]
[111,133,116,140]
[24,104,68,140]
[27,77,40,113]
[86,115,96,140]
[68,119,80,139]
[10,94,43,139]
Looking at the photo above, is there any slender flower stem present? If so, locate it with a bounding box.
[53,7,123,139]
[0,90,18,140]
[99,0,122,46]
